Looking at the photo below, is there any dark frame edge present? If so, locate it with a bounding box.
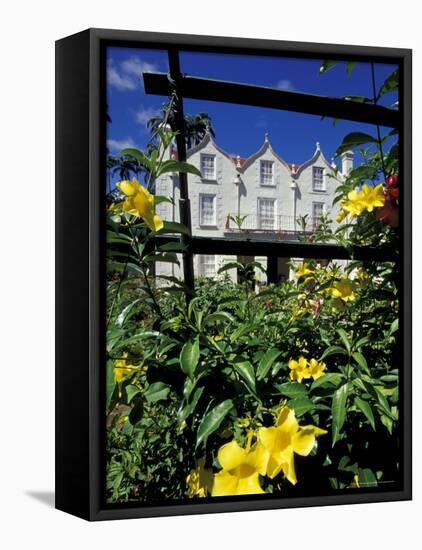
[55,29,92,520]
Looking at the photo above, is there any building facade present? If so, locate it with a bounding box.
[155,132,353,283]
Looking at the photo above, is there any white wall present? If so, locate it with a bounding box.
[2,1,419,550]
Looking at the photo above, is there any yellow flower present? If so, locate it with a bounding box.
[213,335,224,342]
[355,269,369,288]
[186,458,213,498]
[289,357,326,383]
[336,209,348,223]
[114,353,137,383]
[331,276,356,302]
[295,263,314,279]
[308,358,326,380]
[360,184,385,212]
[211,439,268,496]
[289,356,311,384]
[116,178,164,231]
[341,184,385,218]
[257,407,327,484]
[330,297,346,312]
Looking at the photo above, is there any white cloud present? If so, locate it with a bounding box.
[275,79,295,91]
[135,104,161,127]
[107,62,137,91]
[107,137,137,153]
[107,56,160,91]
[121,57,158,76]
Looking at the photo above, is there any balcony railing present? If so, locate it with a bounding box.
[224,214,321,234]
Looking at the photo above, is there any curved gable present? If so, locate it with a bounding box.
[293,143,334,178]
[186,132,235,164]
[240,135,291,173]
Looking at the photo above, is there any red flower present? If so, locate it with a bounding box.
[376,196,399,228]
[386,174,398,189]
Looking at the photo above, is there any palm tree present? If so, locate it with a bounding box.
[147,103,215,149]
[110,154,143,181]
[184,112,215,148]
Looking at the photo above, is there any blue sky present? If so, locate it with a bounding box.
[106,47,397,177]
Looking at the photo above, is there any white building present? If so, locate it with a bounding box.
[155,132,353,283]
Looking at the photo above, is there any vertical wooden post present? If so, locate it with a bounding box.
[168,49,195,302]
[267,256,278,284]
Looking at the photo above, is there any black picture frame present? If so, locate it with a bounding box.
[55,28,412,521]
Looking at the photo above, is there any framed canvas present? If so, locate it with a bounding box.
[55,28,412,521]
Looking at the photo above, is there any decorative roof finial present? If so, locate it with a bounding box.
[331,156,336,168]
[264,132,269,142]
[236,155,242,168]
[316,141,321,151]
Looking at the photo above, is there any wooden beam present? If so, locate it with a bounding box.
[155,235,397,262]
[144,72,399,128]
[167,50,195,300]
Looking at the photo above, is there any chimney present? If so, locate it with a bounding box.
[341,150,354,177]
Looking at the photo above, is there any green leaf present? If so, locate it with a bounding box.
[389,318,399,336]
[378,69,398,98]
[354,396,376,430]
[335,132,378,157]
[287,397,315,417]
[337,328,351,354]
[357,468,378,488]
[157,221,191,236]
[346,61,356,77]
[115,299,141,328]
[230,323,256,343]
[310,372,344,390]
[119,148,150,167]
[320,345,348,361]
[275,382,308,398]
[180,337,200,378]
[106,359,116,410]
[257,349,282,380]
[178,386,204,424]
[232,359,256,393]
[332,383,349,446]
[203,312,235,325]
[126,384,141,403]
[196,399,234,448]
[218,261,243,274]
[157,160,202,177]
[144,382,170,404]
[128,397,144,425]
[319,60,339,74]
[157,241,187,253]
[352,352,370,375]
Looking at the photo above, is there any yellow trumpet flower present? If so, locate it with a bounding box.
[257,407,327,484]
[211,439,268,496]
[114,353,137,383]
[186,458,214,498]
[117,178,164,231]
[340,184,385,218]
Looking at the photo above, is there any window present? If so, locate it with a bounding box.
[260,160,274,185]
[198,255,216,277]
[199,194,216,226]
[258,198,276,230]
[200,154,216,180]
[312,166,325,191]
[312,202,325,227]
